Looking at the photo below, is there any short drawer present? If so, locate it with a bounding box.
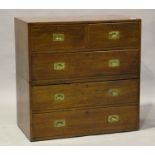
[88,22,140,50]
[32,79,139,112]
[31,50,140,82]
[32,106,139,140]
[30,24,86,52]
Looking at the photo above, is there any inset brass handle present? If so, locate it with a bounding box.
[54,120,66,127]
[54,93,65,101]
[108,59,120,68]
[54,62,65,70]
[53,33,64,41]
[108,31,120,40]
[108,89,120,97]
[108,115,120,123]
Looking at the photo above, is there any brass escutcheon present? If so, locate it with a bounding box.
[53,33,64,41]
[54,120,66,127]
[108,115,120,123]
[108,89,120,97]
[54,62,65,70]
[108,31,120,40]
[108,59,120,67]
[54,93,65,101]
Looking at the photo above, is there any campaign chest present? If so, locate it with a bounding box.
[15,16,141,141]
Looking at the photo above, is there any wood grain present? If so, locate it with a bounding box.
[32,105,139,141]
[30,24,87,51]
[88,22,140,50]
[31,50,140,82]
[15,16,141,142]
[16,15,140,23]
[15,18,31,139]
[29,21,140,52]
[30,74,139,86]
[32,79,139,112]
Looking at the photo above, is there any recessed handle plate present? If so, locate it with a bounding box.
[54,93,65,101]
[108,115,120,123]
[54,120,66,127]
[53,33,65,41]
[108,31,120,40]
[54,62,65,70]
[108,89,120,97]
[108,59,120,68]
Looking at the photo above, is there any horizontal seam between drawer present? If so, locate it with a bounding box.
[30,76,140,86]
[30,48,140,55]
[31,104,139,114]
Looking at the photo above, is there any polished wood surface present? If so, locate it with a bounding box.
[32,79,139,112]
[29,21,140,52]
[88,22,140,50]
[15,16,141,141]
[31,50,140,82]
[15,18,31,139]
[30,24,86,51]
[32,105,139,140]
[31,74,139,86]
[16,15,140,23]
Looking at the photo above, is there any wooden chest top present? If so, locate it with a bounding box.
[16,15,140,23]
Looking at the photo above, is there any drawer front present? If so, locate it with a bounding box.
[32,106,139,140]
[88,22,140,50]
[32,79,139,112]
[30,24,86,52]
[31,50,140,81]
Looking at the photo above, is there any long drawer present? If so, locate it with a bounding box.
[31,50,140,82]
[32,79,139,112]
[32,105,139,140]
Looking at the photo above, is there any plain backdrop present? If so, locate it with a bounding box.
[0,9,155,145]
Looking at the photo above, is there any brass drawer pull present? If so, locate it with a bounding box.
[108,59,120,67]
[108,115,120,123]
[54,93,65,101]
[108,31,120,40]
[108,89,120,97]
[53,33,65,41]
[54,120,66,127]
[54,62,65,70]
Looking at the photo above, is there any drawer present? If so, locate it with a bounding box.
[30,24,86,52]
[32,79,139,112]
[32,106,139,140]
[31,50,140,82]
[88,22,140,50]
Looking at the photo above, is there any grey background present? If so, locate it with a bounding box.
[0,9,155,145]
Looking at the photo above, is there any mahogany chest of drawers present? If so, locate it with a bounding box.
[15,16,141,141]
